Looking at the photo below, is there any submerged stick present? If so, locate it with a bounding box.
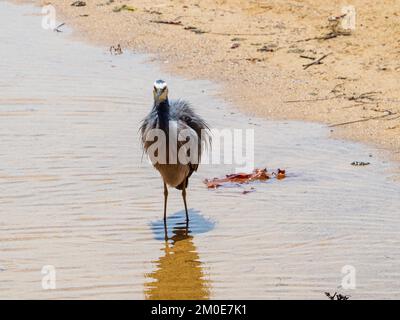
[54,22,65,33]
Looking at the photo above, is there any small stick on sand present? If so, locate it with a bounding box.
[303,53,331,70]
[208,32,275,36]
[296,34,339,42]
[284,96,338,103]
[329,111,396,127]
[300,54,316,60]
[150,20,182,25]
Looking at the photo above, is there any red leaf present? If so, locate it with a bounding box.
[204,168,286,190]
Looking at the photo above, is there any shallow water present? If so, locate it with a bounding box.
[1,2,400,299]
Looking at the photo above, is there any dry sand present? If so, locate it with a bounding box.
[13,0,400,162]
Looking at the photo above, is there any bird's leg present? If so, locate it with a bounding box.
[164,221,168,242]
[163,182,168,223]
[182,182,189,222]
[185,219,189,237]
[163,182,168,241]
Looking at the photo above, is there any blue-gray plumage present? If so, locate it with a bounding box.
[140,80,210,224]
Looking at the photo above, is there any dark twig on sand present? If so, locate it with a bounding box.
[342,102,377,109]
[209,32,275,36]
[71,1,86,7]
[296,32,344,42]
[150,20,182,25]
[300,54,316,60]
[328,110,396,127]
[303,53,331,70]
[284,96,338,103]
[341,92,383,108]
[113,5,136,12]
[347,91,382,102]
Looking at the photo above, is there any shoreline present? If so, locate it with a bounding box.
[13,0,400,166]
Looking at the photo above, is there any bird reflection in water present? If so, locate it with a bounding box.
[145,210,214,300]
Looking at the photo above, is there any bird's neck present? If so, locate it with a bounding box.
[154,99,170,112]
[154,99,170,130]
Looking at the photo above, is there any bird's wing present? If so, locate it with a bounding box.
[139,111,158,152]
[170,99,211,165]
[175,120,200,172]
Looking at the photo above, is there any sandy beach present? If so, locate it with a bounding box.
[13,0,400,164]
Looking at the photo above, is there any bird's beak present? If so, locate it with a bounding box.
[154,88,168,102]
[155,89,162,99]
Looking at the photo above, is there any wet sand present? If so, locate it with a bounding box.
[1,2,400,299]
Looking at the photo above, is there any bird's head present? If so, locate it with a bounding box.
[153,80,169,105]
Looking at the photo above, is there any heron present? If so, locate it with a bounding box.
[140,80,210,226]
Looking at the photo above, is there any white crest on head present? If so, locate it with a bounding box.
[154,80,167,90]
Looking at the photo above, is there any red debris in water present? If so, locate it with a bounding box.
[204,168,286,189]
[275,169,286,180]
